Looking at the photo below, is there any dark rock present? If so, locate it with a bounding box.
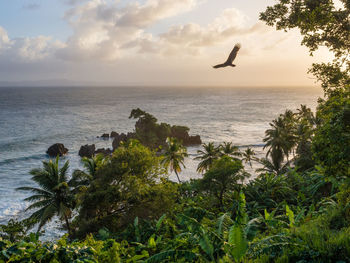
[170,125,202,146]
[95,148,113,156]
[112,132,136,150]
[100,133,110,139]
[183,135,202,146]
[79,144,96,158]
[110,131,119,138]
[47,143,68,157]
[112,133,127,150]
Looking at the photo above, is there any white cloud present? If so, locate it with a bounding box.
[0,26,11,50]
[117,0,198,28]
[210,8,248,31]
[0,0,316,86]
[129,8,271,57]
[0,26,64,61]
[159,10,251,48]
[0,3,280,63]
[57,0,200,61]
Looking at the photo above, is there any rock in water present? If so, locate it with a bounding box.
[184,135,202,146]
[170,126,202,146]
[79,144,96,158]
[112,132,136,150]
[110,131,119,138]
[47,143,68,157]
[100,133,110,139]
[112,133,127,150]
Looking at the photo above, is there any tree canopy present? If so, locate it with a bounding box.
[260,0,350,93]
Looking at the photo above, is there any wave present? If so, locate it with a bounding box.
[0,154,48,166]
[238,144,265,148]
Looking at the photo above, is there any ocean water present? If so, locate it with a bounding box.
[0,86,322,237]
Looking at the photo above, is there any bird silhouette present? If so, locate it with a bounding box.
[213,43,241,69]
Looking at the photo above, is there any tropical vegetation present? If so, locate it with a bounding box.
[2,0,350,262]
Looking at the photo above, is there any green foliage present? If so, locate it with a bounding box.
[195,142,220,174]
[9,1,350,262]
[261,106,316,174]
[285,205,295,228]
[161,137,188,183]
[16,156,75,235]
[245,173,295,214]
[200,156,248,209]
[228,224,248,262]
[0,219,28,242]
[312,90,350,180]
[279,207,350,262]
[219,142,242,159]
[260,0,350,93]
[129,108,199,149]
[241,147,256,167]
[74,140,178,237]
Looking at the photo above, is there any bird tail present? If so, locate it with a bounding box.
[213,64,226,69]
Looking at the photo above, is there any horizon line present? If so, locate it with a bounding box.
[0,83,322,89]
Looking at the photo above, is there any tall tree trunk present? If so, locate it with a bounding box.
[175,170,181,183]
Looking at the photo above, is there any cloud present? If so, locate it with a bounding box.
[0,27,64,61]
[22,3,40,10]
[159,9,256,48]
[61,0,87,5]
[56,0,200,61]
[0,1,319,86]
[116,0,197,28]
[127,8,270,57]
[11,36,62,60]
[0,1,282,65]
[0,26,11,50]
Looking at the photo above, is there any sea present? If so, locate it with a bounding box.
[0,86,323,238]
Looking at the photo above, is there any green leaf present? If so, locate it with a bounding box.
[199,231,214,260]
[144,250,197,263]
[286,205,295,227]
[156,214,166,231]
[264,209,270,220]
[148,236,156,249]
[228,224,248,262]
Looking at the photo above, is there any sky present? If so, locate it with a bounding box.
[0,0,330,86]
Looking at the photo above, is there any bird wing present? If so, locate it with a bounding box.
[225,43,241,64]
[213,63,227,68]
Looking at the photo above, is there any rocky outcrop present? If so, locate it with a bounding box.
[183,135,202,146]
[100,133,110,139]
[79,144,96,158]
[110,131,118,138]
[112,132,136,150]
[90,110,202,154]
[95,148,113,156]
[47,143,68,157]
[170,126,202,146]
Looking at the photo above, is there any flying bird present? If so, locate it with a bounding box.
[213,43,241,69]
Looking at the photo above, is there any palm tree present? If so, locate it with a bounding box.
[297,104,315,125]
[242,147,256,167]
[256,157,289,175]
[161,137,188,183]
[194,142,220,174]
[70,154,105,191]
[17,156,75,235]
[263,116,296,164]
[219,142,241,159]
